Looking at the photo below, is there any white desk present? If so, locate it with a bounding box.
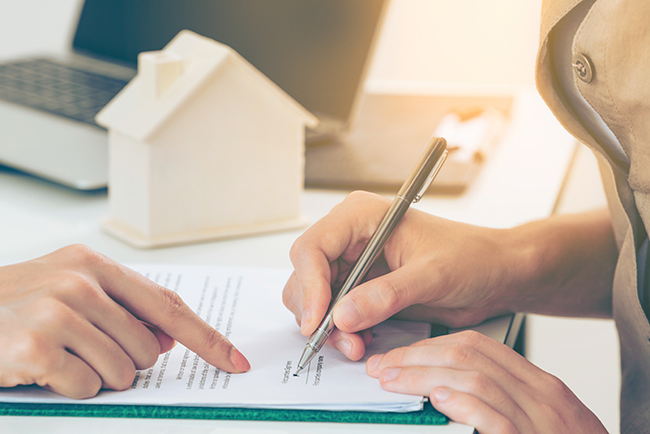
[0,84,576,433]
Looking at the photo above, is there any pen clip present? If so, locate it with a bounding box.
[413,150,448,203]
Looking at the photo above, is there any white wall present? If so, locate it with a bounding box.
[368,0,543,91]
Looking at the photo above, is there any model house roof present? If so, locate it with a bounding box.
[96,30,318,142]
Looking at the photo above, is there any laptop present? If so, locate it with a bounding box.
[0,0,388,190]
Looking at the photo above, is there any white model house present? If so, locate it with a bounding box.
[96,30,318,248]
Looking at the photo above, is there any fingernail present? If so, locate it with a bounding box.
[381,368,401,382]
[300,308,311,332]
[230,348,251,372]
[367,354,382,373]
[433,387,450,403]
[335,339,353,357]
[336,299,362,328]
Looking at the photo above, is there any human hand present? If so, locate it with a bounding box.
[366,331,608,434]
[0,244,250,399]
[283,191,522,360]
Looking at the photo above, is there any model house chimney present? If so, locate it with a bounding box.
[138,51,185,100]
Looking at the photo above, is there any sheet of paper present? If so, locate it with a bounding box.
[0,264,430,412]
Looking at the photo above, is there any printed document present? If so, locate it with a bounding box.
[0,265,430,412]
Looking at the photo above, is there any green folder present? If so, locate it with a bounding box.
[0,401,447,425]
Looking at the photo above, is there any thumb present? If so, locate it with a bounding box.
[332,266,423,333]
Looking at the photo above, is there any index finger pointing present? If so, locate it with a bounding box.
[94,258,250,373]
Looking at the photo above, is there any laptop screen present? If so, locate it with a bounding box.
[72,0,386,122]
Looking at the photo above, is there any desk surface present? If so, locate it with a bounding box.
[0,84,576,433]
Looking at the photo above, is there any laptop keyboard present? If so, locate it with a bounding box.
[0,58,128,128]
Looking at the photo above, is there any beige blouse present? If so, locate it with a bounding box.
[536,0,650,432]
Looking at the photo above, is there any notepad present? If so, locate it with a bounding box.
[0,264,431,413]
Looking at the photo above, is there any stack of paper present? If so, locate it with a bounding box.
[0,265,430,413]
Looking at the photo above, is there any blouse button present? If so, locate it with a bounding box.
[572,53,594,83]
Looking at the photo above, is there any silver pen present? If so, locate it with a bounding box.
[294,136,448,376]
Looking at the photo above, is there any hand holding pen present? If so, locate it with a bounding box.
[282,137,613,433]
[291,137,448,375]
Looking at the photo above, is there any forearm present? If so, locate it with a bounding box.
[504,208,617,318]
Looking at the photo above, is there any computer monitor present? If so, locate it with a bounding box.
[72,0,388,125]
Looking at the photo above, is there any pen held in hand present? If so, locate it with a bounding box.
[294,136,448,376]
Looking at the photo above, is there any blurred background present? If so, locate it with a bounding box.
[0,0,543,88]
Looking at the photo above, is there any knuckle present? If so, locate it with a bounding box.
[541,372,571,398]
[281,286,291,308]
[60,274,102,300]
[32,350,67,387]
[201,329,231,352]
[95,355,137,392]
[138,340,161,370]
[281,283,296,311]
[113,366,137,391]
[140,353,159,371]
[158,287,187,318]
[61,244,102,266]
[33,298,75,329]
[374,279,400,310]
[455,330,484,347]
[442,342,474,367]
[537,401,565,429]
[464,370,490,396]
[527,375,575,430]
[345,190,377,204]
[73,376,103,399]
[0,371,28,389]
[288,240,305,265]
[11,333,51,372]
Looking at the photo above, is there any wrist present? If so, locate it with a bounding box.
[499,210,616,317]
[497,221,552,314]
